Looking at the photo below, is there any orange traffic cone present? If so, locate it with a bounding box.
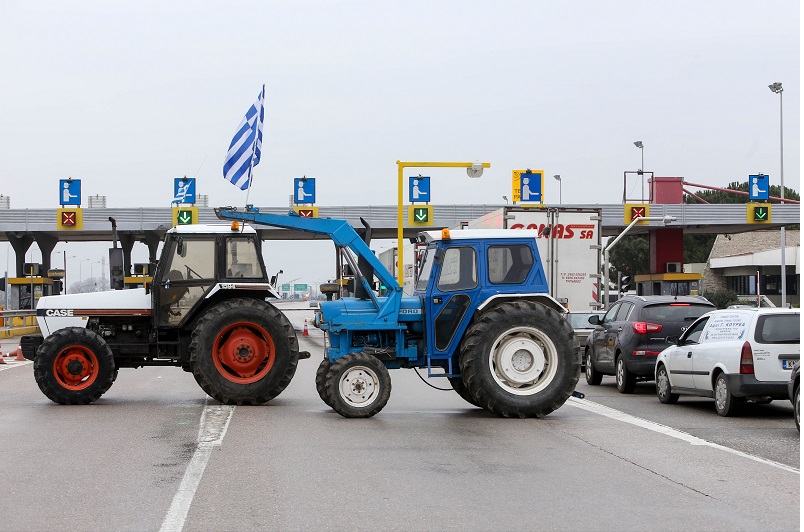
[303,319,309,336]
[0,352,5,364]
[14,347,25,362]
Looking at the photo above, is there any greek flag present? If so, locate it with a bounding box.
[223,86,265,190]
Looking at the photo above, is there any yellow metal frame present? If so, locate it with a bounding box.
[292,206,319,218]
[407,205,433,225]
[396,161,490,285]
[57,208,83,230]
[746,203,772,224]
[172,206,198,226]
[624,203,650,225]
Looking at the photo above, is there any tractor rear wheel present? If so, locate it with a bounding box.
[316,357,333,408]
[34,327,116,405]
[448,375,480,407]
[460,301,579,418]
[189,298,299,405]
[324,353,391,418]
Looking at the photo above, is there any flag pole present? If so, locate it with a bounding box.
[244,84,265,208]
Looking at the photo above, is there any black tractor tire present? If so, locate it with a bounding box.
[189,298,299,405]
[459,301,580,418]
[316,357,333,408]
[448,375,480,407]
[615,355,637,394]
[33,327,116,405]
[324,353,391,418]
[585,349,602,385]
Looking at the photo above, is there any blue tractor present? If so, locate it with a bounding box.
[217,206,580,418]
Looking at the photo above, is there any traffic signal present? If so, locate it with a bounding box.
[172,206,198,226]
[57,208,83,229]
[408,205,433,225]
[623,203,649,224]
[293,206,319,217]
[746,203,771,224]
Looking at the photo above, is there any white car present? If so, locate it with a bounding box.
[655,308,800,416]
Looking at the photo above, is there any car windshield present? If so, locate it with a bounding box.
[568,313,598,328]
[641,303,713,322]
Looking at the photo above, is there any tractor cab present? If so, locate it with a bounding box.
[153,224,275,327]
[413,229,559,362]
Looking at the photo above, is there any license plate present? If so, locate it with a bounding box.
[782,359,798,370]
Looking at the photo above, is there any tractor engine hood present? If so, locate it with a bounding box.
[35,288,152,337]
[316,296,423,331]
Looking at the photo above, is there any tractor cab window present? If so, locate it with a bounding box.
[169,238,215,280]
[488,244,534,284]
[415,246,435,292]
[158,238,215,326]
[437,247,477,292]
[225,237,263,279]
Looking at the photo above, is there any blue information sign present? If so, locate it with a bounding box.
[59,179,81,206]
[749,174,769,201]
[409,176,431,203]
[519,171,542,203]
[173,177,196,204]
[293,178,316,204]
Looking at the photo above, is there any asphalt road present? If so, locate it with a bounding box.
[0,303,799,531]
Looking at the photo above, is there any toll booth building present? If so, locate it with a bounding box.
[702,230,800,308]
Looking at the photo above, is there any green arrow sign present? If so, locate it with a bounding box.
[414,207,429,223]
[753,206,768,221]
[177,209,193,225]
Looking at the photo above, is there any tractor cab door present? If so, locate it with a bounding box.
[423,244,481,361]
[153,235,217,327]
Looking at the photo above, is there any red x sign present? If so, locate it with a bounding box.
[61,211,77,226]
[630,206,646,220]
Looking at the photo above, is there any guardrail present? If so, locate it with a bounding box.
[0,309,37,330]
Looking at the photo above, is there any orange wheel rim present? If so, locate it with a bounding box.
[212,322,275,384]
[53,345,99,390]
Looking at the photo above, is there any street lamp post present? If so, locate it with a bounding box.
[634,141,644,201]
[79,258,90,283]
[396,161,490,286]
[553,175,562,204]
[768,82,786,307]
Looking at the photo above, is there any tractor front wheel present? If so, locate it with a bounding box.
[316,357,333,408]
[460,301,579,418]
[34,327,116,405]
[190,298,299,405]
[324,353,391,418]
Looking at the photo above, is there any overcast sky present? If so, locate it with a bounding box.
[1,1,800,286]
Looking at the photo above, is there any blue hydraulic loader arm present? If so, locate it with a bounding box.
[215,205,404,325]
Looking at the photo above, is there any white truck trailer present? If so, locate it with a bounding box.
[385,207,603,312]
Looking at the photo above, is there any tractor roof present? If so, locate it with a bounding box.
[418,229,543,242]
[167,224,257,235]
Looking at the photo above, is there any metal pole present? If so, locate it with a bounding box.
[602,215,675,309]
[779,89,786,307]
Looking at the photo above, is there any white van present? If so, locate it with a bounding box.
[655,308,800,416]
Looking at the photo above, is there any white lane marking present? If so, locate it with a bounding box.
[160,401,235,532]
[0,361,32,372]
[567,396,799,475]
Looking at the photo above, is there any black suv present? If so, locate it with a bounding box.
[584,295,715,393]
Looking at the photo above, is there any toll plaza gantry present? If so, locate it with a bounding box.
[0,193,799,308]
